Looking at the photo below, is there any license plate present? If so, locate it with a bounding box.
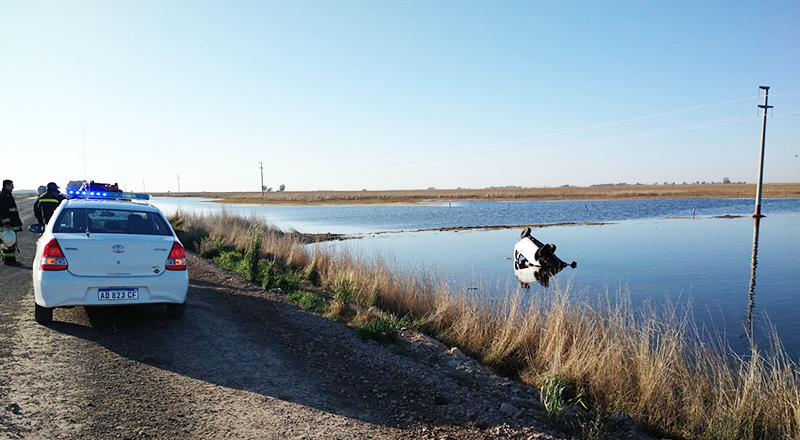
[98,288,139,301]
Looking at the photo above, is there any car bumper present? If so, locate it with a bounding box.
[33,269,189,308]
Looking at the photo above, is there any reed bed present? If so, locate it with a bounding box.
[158,183,799,205]
[172,211,800,439]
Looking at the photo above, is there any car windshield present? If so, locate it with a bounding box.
[53,208,173,236]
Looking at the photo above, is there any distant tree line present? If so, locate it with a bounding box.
[590,178,744,187]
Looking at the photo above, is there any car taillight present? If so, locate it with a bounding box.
[41,238,68,271]
[165,241,186,270]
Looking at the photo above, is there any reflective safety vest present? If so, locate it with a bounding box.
[34,191,65,224]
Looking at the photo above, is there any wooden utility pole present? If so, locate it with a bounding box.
[259,162,265,198]
[753,86,772,218]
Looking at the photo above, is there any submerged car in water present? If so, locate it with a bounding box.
[30,191,188,324]
[513,227,576,288]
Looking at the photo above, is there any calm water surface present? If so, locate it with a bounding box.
[154,197,799,357]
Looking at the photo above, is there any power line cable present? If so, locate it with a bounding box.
[340,95,762,166]
[354,115,758,172]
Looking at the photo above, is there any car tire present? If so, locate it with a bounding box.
[166,302,185,319]
[35,303,53,324]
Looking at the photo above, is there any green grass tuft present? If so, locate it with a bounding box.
[287,290,329,313]
[276,269,304,293]
[213,251,243,271]
[330,277,358,305]
[199,235,229,258]
[242,225,265,282]
[303,264,321,286]
[540,375,583,420]
[356,315,402,344]
[260,259,279,290]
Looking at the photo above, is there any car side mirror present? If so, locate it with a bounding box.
[28,224,45,234]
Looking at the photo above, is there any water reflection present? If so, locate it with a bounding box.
[514,265,565,288]
[747,217,760,340]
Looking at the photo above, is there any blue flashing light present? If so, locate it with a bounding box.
[67,190,150,201]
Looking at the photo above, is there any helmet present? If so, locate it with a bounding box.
[37,185,46,196]
[1,230,16,248]
[47,182,59,191]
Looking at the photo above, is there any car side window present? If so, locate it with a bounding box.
[54,209,94,233]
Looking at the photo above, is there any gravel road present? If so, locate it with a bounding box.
[0,204,654,440]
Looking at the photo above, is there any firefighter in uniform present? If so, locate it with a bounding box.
[0,179,23,266]
[34,182,65,225]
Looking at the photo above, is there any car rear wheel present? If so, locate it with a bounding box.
[35,303,53,324]
[166,302,185,319]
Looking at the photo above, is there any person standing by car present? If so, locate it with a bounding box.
[34,182,66,225]
[0,179,23,266]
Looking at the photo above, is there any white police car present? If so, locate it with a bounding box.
[30,188,188,324]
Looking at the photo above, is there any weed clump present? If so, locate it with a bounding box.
[324,275,361,321]
[213,251,243,272]
[242,225,265,282]
[540,375,584,420]
[302,264,321,286]
[260,259,279,290]
[356,315,402,344]
[330,276,358,305]
[287,291,329,313]
[198,235,229,258]
[273,269,303,293]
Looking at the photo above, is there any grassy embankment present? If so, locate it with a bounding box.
[170,211,800,440]
[158,183,799,205]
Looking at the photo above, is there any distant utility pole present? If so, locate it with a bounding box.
[83,123,87,180]
[753,86,772,218]
[259,162,265,198]
[142,180,146,193]
[177,175,181,194]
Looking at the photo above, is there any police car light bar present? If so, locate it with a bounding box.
[66,190,150,200]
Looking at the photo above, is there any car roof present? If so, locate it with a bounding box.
[62,198,160,212]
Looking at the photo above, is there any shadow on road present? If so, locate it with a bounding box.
[44,275,472,432]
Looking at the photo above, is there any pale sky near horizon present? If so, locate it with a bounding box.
[1,1,798,193]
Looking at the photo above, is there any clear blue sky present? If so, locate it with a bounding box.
[1,0,798,192]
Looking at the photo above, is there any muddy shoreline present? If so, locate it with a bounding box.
[368,221,613,236]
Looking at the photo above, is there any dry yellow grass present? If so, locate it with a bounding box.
[173,211,800,439]
[157,183,798,205]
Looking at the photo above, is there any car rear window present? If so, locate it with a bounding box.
[53,208,173,236]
